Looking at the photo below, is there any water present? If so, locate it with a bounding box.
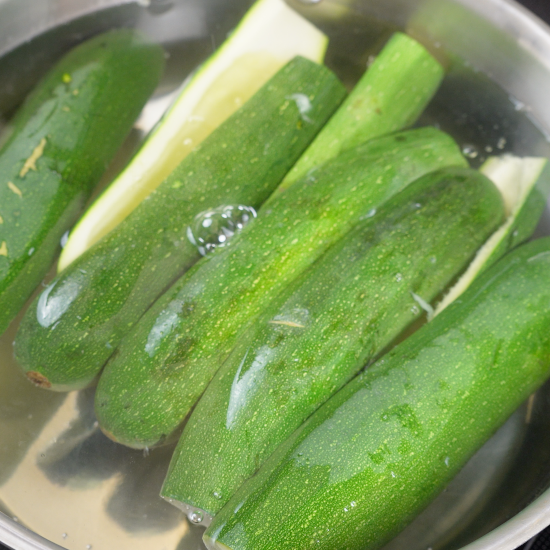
[187,204,257,256]
[0,2,550,550]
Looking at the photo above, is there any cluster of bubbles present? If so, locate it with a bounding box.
[187,204,257,256]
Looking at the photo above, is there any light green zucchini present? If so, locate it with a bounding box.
[160,165,505,520]
[274,31,444,192]
[0,29,165,336]
[94,127,467,450]
[204,236,550,550]
[14,56,346,390]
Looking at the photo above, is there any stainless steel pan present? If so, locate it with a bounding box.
[1,1,550,549]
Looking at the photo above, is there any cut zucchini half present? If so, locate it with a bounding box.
[57,0,328,271]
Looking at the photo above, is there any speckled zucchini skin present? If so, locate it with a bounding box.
[204,236,550,550]
[275,32,444,191]
[161,166,505,518]
[94,127,468,449]
[0,30,165,336]
[14,56,346,390]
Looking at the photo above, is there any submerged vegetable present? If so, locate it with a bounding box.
[94,127,467,450]
[273,31,444,193]
[204,236,550,550]
[58,0,330,270]
[15,56,346,390]
[0,29,165,336]
[160,165,505,520]
[434,154,550,314]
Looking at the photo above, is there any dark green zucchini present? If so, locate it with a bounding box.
[14,56,346,390]
[94,127,467,450]
[204,236,550,550]
[160,166,505,520]
[0,29,165,336]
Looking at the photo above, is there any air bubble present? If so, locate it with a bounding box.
[187,205,257,256]
[497,137,507,150]
[462,144,478,159]
[189,510,204,524]
[60,231,69,248]
[361,208,377,220]
[395,273,403,283]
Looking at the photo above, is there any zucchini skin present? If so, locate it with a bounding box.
[94,127,467,449]
[0,30,165,336]
[275,32,444,191]
[14,56,346,390]
[161,166,505,517]
[205,236,550,550]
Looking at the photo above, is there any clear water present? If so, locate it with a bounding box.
[0,2,549,550]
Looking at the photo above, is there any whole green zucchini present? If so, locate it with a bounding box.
[273,31,444,192]
[204,236,550,550]
[0,29,165,336]
[94,127,467,449]
[14,56,346,390]
[161,166,505,519]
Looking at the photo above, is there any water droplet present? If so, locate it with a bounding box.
[462,144,478,159]
[286,93,313,123]
[189,510,203,524]
[60,231,69,248]
[343,507,349,512]
[143,446,150,457]
[485,145,494,153]
[510,96,528,112]
[391,471,397,478]
[62,533,67,539]
[395,273,403,283]
[213,491,222,500]
[414,203,422,209]
[361,208,377,220]
[410,305,420,315]
[296,0,323,4]
[513,229,519,237]
[497,137,507,150]
[187,205,256,256]
[444,456,450,467]
[430,256,437,264]
[350,501,356,507]
[28,247,35,256]
[86,545,92,550]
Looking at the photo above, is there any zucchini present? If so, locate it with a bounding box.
[0,30,165,336]
[161,166,505,521]
[58,0,330,270]
[94,127,467,450]
[274,31,444,193]
[434,154,550,314]
[14,56,346,391]
[203,236,550,550]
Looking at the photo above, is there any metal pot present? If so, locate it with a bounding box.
[1,1,550,549]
